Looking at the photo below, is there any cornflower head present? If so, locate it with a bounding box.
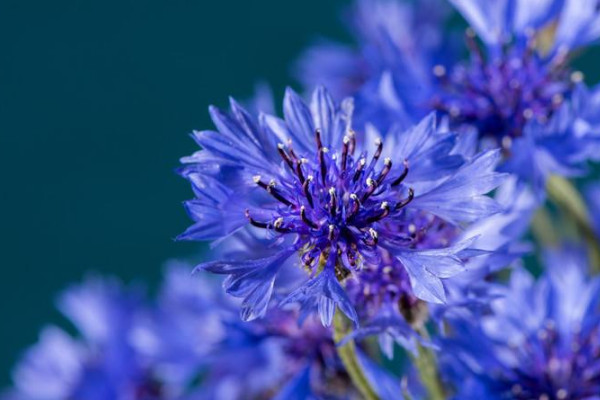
[3,278,173,400]
[433,0,600,191]
[179,86,506,339]
[441,247,600,399]
[296,0,600,193]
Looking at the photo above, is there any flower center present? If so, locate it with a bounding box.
[432,30,579,150]
[494,320,600,399]
[245,128,414,275]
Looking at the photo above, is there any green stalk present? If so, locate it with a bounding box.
[412,329,445,400]
[546,175,600,272]
[333,312,380,400]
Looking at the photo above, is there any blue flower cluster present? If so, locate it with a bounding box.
[5,1,600,399]
[3,265,400,400]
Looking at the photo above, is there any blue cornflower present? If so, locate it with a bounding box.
[433,0,600,191]
[3,277,169,400]
[296,0,600,193]
[179,86,506,331]
[441,247,600,399]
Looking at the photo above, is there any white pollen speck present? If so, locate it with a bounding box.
[571,71,584,83]
[329,187,336,196]
[274,218,284,228]
[369,228,378,238]
[322,147,329,153]
[343,136,350,144]
[359,158,366,166]
[383,266,393,274]
[367,178,375,186]
[269,179,276,187]
[350,193,358,200]
[552,94,564,105]
[523,108,534,119]
[408,224,416,234]
[277,143,285,149]
[384,157,391,165]
[433,64,446,77]
[374,138,382,145]
[307,175,314,181]
[381,202,389,209]
[252,175,261,183]
[556,389,568,399]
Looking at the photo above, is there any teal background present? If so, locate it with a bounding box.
[1,0,600,387]
[0,0,348,384]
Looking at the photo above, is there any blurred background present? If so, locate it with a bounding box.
[2,0,600,386]
[0,0,349,383]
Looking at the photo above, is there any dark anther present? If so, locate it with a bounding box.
[366,139,384,174]
[341,136,349,172]
[376,158,392,186]
[347,130,356,156]
[346,194,360,220]
[253,175,293,207]
[300,206,319,229]
[315,128,323,150]
[352,158,366,182]
[361,178,377,203]
[373,138,383,160]
[391,159,409,186]
[366,202,390,223]
[245,209,269,229]
[394,188,415,211]
[303,176,314,208]
[319,148,328,183]
[295,159,306,184]
[277,143,295,170]
[329,188,337,217]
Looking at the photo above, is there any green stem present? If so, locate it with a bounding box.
[412,329,445,400]
[546,175,600,272]
[333,312,380,400]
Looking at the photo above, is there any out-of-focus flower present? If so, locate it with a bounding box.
[295,0,455,130]
[296,0,600,194]
[3,266,402,400]
[433,0,600,193]
[441,246,600,399]
[3,278,174,400]
[178,85,506,352]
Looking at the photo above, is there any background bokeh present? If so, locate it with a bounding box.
[1,0,600,386]
[0,0,349,383]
